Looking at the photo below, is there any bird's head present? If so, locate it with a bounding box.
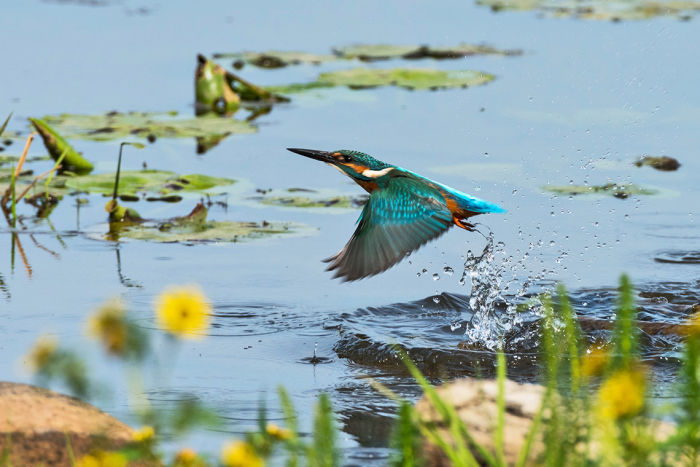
[287,148,394,181]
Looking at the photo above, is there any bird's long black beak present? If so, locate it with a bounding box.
[287,148,335,163]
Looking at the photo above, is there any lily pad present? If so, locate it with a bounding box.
[334,43,521,61]
[215,51,338,68]
[0,155,51,167]
[634,156,680,171]
[543,183,658,198]
[63,170,235,197]
[334,45,420,61]
[98,202,315,243]
[265,81,335,95]
[477,0,700,21]
[217,44,520,68]
[105,219,312,243]
[316,68,494,90]
[253,189,368,209]
[41,112,256,142]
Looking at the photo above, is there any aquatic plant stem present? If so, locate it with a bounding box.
[112,142,128,202]
[15,165,63,205]
[14,133,34,179]
[14,233,31,277]
[1,133,35,227]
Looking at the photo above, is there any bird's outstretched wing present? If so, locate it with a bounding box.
[325,172,453,281]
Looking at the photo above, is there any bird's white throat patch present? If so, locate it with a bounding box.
[361,167,394,178]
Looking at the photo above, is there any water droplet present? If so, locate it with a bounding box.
[512,189,518,195]
[443,266,454,276]
[549,240,555,246]
[432,296,440,303]
[422,268,427,273]
[432,273,440,281]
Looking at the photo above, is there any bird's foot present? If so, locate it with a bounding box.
[454,218,476,231]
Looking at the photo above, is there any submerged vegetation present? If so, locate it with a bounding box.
[15,275,700,465]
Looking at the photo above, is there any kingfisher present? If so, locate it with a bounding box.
[287,148,505,281]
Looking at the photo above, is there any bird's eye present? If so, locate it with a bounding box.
[343,155,353,163]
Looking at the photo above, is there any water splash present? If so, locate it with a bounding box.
[460,228,541,350]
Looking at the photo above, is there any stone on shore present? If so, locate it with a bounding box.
[0,382,134,466]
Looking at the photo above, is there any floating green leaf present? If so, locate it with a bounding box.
[29,118,94,174]
[543,183,658,199]
[333,44,419,61]
[99,202,314,243]
[106,219,312,243]
[216,43,520,68]
[634,155,680,171]
[316,68,494,90]
[477,0,700,21]
[264,81,335,95]
[253,188,367,209]
[334,43,521,61]
[0,154,50,167]
[64,170,235,197]
[41,112,256,142]
[215,51,338,68]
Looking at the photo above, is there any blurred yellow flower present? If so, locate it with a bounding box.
[174,448,207,467]
[597,367,646,420]
[156,285,211,339]
[221,440,263,467]
[266,423,292,440]
[26,336,58,371]
[75,450,128,467]
[581,346,609,378]
[132,425,155,443]
[87,299,128,356]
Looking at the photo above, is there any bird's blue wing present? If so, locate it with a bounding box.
[325,174,453,281]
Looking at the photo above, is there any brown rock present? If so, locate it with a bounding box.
[415,378,679,466]
[415,378,544,466]
[0,381,134,466]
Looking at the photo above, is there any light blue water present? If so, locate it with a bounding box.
[1,0,698,462]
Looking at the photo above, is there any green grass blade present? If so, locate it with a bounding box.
[10,164,16,229]
[495,351,506,467]
[559,284,581,393]
[390,402,422,467]
[0,113,11,138]
[611,274,639,370]
[308,393,340,467]
[277,386,301,467]
[515,389,547,467]
[398,349,494,467]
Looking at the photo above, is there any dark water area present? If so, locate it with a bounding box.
[1,0,699,462]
